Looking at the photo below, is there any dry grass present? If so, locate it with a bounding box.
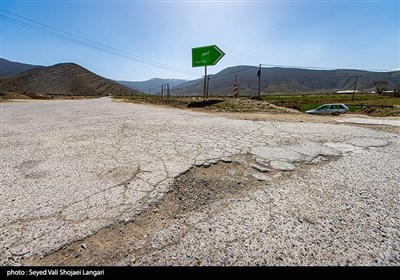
[116,95,301,114]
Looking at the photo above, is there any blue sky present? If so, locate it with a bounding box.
[1,0,399,81]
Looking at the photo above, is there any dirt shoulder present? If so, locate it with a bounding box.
[114,96,336,123]
[114,96,399,134]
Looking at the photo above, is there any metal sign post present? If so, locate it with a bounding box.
[203,66,207,99]
[192,45,225,99]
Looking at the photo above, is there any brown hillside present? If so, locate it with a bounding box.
[0,63,138,98]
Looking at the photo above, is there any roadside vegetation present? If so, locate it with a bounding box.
[116,93,400,117]
[114,95,301,114]
[262,93,400,116]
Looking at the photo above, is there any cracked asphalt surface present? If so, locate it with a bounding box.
[1,97,399,266]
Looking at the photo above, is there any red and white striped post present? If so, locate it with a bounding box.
[233,75,238,98]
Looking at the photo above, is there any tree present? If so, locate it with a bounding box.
[374,80,388,95]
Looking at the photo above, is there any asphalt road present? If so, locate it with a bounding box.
[1,97,399,265]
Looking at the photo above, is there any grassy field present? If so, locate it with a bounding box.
[262,93,400,116]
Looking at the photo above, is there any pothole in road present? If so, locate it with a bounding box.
[23,154,335,266]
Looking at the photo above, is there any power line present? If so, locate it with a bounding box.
[2,10,396,79]
[0,9,199,77]
[1,16,121,56]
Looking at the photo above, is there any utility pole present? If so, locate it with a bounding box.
[351,75,361,102]
[167,83,170,98]
[257,64,261,98]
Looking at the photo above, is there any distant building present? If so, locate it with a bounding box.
[336,90,359,94]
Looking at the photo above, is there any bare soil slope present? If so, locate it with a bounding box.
[0,63,138,98]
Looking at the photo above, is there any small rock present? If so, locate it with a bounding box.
[80,243,87,250]
[251,164,270,173]
[252,173,271,181]
[270,161,296,171]
[255,158,268,166]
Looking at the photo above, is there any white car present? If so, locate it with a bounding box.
[305,103,349,115]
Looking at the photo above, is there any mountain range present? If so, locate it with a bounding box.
[117,78,187,94]
[0,59,138,98]
[171,66,400,96]
[0,58,43,77]
[1,58,398,97]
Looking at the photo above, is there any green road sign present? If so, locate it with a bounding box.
[192,45,225,67]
